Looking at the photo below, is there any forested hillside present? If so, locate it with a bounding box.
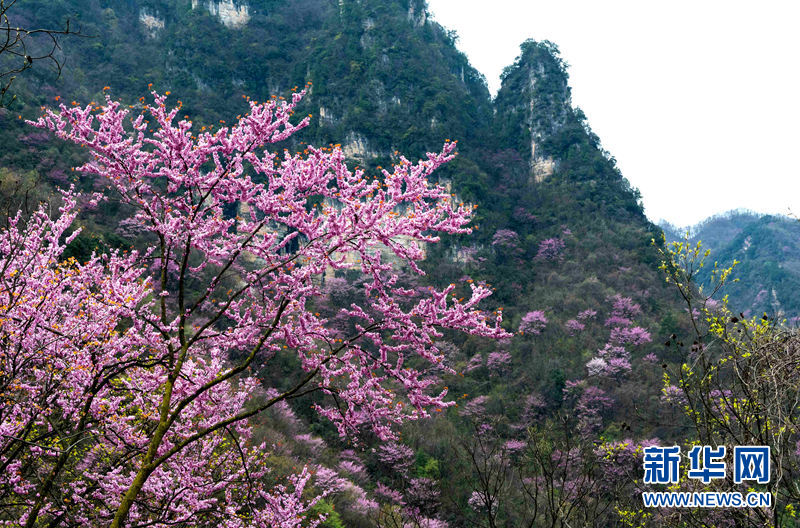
[661,212,800,321]
[2,1,791,526]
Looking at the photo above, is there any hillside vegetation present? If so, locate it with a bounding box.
[3,1,790,526]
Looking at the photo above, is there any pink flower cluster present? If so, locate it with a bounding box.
[491,228,521,249]
[487,350,512,374]
[564,318,585,335]
[519,310,548,335]
[585,295,652,379]
[535,237,565,261]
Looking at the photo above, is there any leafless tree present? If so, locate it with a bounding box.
[0,0,85,106]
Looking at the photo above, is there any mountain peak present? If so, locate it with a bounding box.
[494,40,574,182]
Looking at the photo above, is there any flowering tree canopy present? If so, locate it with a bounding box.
[535,237,565,261]
[0,89,507,527]
[519,310,547,335]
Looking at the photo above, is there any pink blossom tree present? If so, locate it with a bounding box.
[486,351,512,376]
[491,229,521,253]
[583,295,652,380]
[564,318,585,335]
[519,310,547,335]
[534,237,565,261]
[0,90,508,527]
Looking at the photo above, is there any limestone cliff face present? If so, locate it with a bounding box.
[406,0,427,27]
[341,132,377,160]
[191,0,250,28]
[139,8,165,38]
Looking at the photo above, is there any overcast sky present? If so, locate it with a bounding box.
[425,0,800,227]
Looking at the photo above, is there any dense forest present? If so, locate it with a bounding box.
[1,1,797,526]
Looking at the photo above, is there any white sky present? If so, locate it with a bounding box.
[425,0,800,227]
